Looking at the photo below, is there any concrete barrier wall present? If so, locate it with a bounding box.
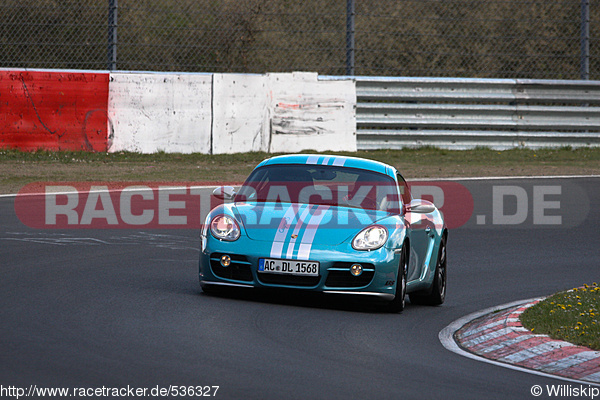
[108,72,213,154]
[1,69,356,154]
[0,69,110,151]
[268,72,356,153]
[212,73,270,154]
[6,69,597,153]
[211,72,356,154]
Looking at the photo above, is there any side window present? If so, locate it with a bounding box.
[397,173,411,205]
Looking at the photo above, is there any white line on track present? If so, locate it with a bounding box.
[1,175,598,198]
[0,185,218,198]
[414,174,600,182]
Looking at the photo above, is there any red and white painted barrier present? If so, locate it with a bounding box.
[1,69,356,154]
[0,69,110,151]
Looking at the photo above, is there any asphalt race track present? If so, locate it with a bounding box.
[1,177,599,399]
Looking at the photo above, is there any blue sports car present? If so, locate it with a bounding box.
[199,154,447,312]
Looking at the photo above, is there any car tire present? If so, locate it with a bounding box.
[385,243,408,313]
[409,233,447,306]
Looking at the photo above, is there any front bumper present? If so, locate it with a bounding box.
[199,235,401,299]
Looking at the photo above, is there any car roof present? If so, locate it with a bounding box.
[256,154,397,179]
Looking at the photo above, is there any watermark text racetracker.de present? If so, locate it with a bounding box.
[0,384,219,398]
[13,180,588,229]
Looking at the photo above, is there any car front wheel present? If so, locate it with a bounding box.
[385,244,408,313]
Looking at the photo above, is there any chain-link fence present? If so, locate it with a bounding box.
[1,0,598,79]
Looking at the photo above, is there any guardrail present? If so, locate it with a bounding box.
[353,77,600,150]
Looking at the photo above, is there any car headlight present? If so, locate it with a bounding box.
[210,214,241,241]
[352,225,388,250]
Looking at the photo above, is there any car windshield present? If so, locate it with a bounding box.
[235,164,400,212]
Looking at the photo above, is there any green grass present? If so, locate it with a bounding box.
[521,283,600,351]
[2,146,600,164]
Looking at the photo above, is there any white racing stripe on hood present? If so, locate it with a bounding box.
[332,157,345,166]
[306,155,319,164]
[297,205,330,260]
[269,204,298,258]
[305,155,346,166]
[285,204,314,259]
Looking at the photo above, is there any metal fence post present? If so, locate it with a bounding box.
[108,0,118,71]
[581,0,590,80]
[346,0,355,76]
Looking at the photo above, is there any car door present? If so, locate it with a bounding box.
[398,174,432,282]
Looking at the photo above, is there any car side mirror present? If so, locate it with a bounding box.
[406,199,436,214]
[212,186,236,201]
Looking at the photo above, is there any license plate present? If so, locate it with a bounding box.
[258,258,319,276]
